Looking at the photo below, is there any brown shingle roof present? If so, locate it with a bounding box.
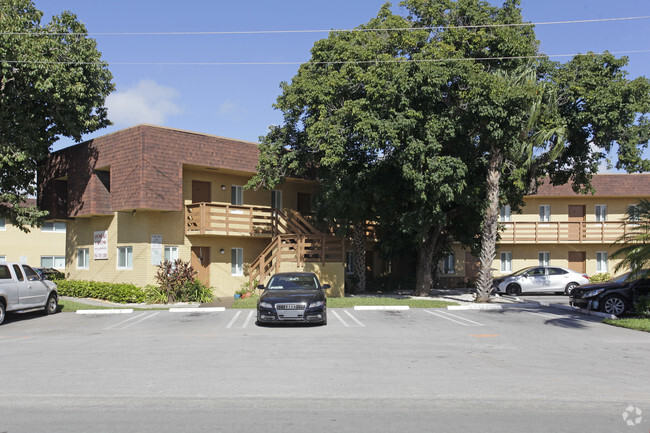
[532,174,650,197]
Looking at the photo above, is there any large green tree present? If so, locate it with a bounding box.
[0,0,114,229]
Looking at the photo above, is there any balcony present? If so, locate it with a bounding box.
[499,221,632,244]
[185,202,321,237]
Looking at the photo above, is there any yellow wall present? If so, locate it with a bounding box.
[0,218,66,268]
[512,196,639,223]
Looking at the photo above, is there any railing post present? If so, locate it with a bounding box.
[200,203,206,235]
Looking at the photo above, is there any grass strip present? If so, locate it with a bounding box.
[603,317,650,333]
[232,294,457,309]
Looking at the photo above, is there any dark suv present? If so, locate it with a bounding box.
[569,272,650,316]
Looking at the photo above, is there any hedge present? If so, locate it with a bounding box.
[56,280,147,304]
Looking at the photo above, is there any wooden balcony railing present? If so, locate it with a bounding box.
[499,221,633,243]
[185,203,322,237]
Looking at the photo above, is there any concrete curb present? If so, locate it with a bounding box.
[76,309,134,315]
[354,305,410,311]
[539,302,618,319]
[447,303,541,311]
[169,307,225,313]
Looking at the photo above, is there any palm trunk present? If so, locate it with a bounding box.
[476,150,503,302]
[352,222,366,293]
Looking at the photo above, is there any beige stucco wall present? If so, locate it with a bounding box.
[512,196,639,223]
[0,219,66,268]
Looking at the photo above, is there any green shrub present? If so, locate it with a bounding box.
[185,279,215,303]
[635,295,650,317]
[57,280,146,303]
[589,273,612,283]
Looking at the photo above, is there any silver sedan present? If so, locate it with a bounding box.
[494,266,590,295]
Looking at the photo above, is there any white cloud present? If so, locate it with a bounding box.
[217,100,243,122]
[106,80,183,126]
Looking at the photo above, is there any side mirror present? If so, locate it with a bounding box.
[322,284,331,290]
[257,285,265,290]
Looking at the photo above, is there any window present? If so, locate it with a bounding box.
[443,253,455,274]
[164,246,179,262]
[271,190,282,210]
[597,252,608,273]
[539,205,550,222]
[500,252,512,272]
[538,252,550,267]
[345,251,354,274]
[231,248,243,276]
[629,204,641,221]
[0,217,5,230]
[41,256,65,269]
[231,185,243,206]
[595,205,607,222]
[117,246,133,269]
[0,256,6,263]
[77,248,89,269]
[499,205,511,222]
[41,221,66,233]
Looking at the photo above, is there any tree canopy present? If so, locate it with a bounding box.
[0,0,114,229]
[251,0,650,298]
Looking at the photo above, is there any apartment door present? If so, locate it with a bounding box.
[568,205,586,241]
[192,181,211,203]
[568,251,586,273]
[464,252,480,281]
[191,246,210,286]
[297,192,312,215]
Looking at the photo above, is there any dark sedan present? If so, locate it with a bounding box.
[569,271,650,316]
[257,272,329,325]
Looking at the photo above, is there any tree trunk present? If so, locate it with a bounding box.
[352,222,367,293]
[414,229,444,297]
[475,150,504,302]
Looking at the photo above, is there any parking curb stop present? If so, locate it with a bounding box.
[447,303,541,311]
[76,309,134,315]
[169,307,225,313]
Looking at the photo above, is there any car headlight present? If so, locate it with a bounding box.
[259,302,273,309]
[584,288,605,298]
[309,301,324,308]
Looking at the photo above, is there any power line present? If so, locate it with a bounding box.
[2,50,649,66]
[1,15,649,36]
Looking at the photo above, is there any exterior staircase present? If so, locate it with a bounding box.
[248,209,345,286]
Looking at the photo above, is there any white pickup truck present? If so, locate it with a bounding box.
[0,262,59,325]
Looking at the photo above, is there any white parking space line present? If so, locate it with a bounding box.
[104,312,149,330]
[242,311,254,328]
[525,311,592,323]
[226,311,241,329]
[436,310,485,326]
[343,310,365,327]
[121,311,160,329]
[424,309,484,326]
[331,310,350,327]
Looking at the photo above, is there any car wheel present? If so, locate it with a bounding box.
[322,313,327,326]
[505,284,521,296]
[44,293,58,315]
[600,295,627,316]
[565,283,578,296]
[0,302,6,325]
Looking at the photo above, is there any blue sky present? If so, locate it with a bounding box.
[34,0,650,153]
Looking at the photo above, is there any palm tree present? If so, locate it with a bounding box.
[611,199,650,277]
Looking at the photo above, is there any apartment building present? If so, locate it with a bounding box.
[0,199,66,269]
[440,174,650,286]
[38,125,345,298]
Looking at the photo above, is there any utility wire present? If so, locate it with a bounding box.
[2,49,650,66]
[1,15,649,36]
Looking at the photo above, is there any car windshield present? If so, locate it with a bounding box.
[511,267,535,276]
[609,271,650,283]
[267,275,319,290]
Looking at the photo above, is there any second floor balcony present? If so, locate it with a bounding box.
[499,221,633,244]
[185,202,319,237]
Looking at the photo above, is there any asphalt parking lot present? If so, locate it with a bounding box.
[2,306,649,433]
